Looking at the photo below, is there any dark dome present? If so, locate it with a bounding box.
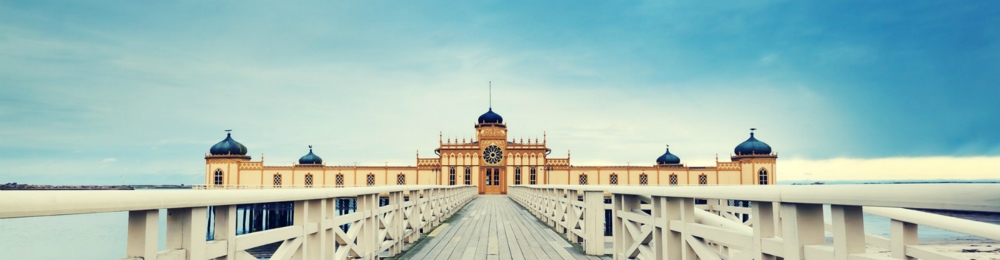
[478,108,503,124]
[656,147,681,165]
[298,146,323,164]
[210,133,248,155]
[734,131,772,155]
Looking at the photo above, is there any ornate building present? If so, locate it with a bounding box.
[205,107,777,194]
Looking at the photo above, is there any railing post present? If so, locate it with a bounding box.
[751,201,776,260]
[831,205,865,260]
[357,193,378,259]
[890,219,917,260]
[613,194,644,259]
[679,197,697,260]
[422,189,433,233]
[563,188,575,240]
[292,199,323,260]
[126,210,158,260]
[324,197,336,258]
[407,189,421,243]
[549,188,559,227]
[166,207,207,259]
[213,205,237,260]
[584,190,604,255]
[388,191,404,256]
[780,203,824,260]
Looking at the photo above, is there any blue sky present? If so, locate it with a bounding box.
[1,1,998,185]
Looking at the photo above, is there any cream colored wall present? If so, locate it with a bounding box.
[205,158,250,186]
[737,158,776,185]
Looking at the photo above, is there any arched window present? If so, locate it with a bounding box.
[335,174,344,188]
[639,173,648,186]
[273,173,282,188]
[759,169,768,185]
[609,173,618,185]
[213,169,223,186]
[529,167,537,185]
[514,167,522,185]
[305,173,314,188]
[699,174,708,185]
[579,173,588,185]
[449,167,456,185]
[669,174,678,186]
[367,173,375,186]
[464,167,471,185]
[397,173,406,185]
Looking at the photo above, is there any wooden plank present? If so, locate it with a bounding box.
[409,195,611,260]
[444,195,490,259]
[469,197,495,259]
[408,197,477,259]
[505,199,544,260]
[507,197,565,260]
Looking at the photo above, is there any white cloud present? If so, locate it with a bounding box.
[101,158,116,163]
[780,156,1000,182]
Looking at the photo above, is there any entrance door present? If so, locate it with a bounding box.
[479,168,506,194]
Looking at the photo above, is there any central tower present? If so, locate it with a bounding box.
[476,107,507,194]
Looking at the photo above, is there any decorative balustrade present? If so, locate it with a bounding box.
[0,185,477,260]
[509,184,1000,260]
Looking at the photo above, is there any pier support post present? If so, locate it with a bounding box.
[780,203,824,260]
[831,205,865,260]
[891,220,917,260]
[583,190,604,255]
[214,205,237,259]
[127,210,158,260]
[167,207,207,260]
[752,201,776,260]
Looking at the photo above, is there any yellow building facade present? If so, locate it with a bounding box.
[205,107,777,194]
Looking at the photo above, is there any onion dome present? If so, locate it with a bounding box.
[656,145,681,165]
[298,145,323,164]
[478,108,503,124]
[209,131,248,155]
[734,128,772,155]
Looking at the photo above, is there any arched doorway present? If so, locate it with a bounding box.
[479,167,506,194]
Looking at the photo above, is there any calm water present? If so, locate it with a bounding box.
[0,207,996,259]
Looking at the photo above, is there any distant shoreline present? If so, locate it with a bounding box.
[1,184,190,190]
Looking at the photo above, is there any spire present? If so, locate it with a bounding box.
[750,127,757,137]
[489,81,492,109]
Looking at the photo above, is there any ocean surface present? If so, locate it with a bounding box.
[1,207,997,259]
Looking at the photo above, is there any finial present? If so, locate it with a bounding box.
[225,129,232,136]
[750,128,757,137]
[309,145,313,150]
[489,81,492,109]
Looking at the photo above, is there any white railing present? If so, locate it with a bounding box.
[509,184,1000,260]
[0,185,477,260]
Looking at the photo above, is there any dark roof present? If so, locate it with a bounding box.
[734,132,772,155]
[656,147,681,165]
[298,146,323,164]
[209,133,248,155]
[477,108,503,124]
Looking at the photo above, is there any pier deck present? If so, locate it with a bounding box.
[407,195,609,260]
